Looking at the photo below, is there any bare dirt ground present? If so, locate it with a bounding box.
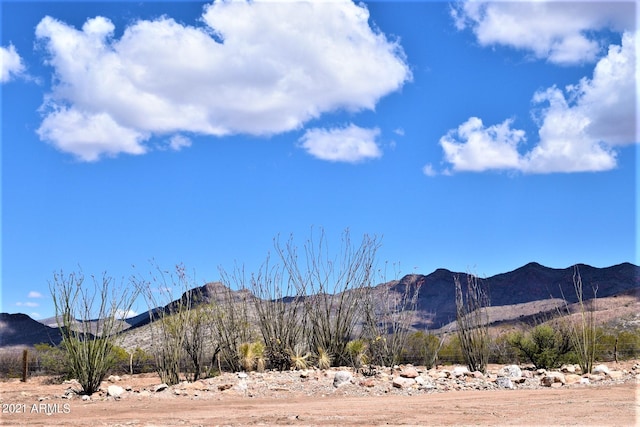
[1,364,638,427]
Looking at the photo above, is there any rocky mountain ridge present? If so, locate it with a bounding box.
[1,262,638,348]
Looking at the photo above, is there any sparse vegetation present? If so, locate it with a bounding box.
[454,273,491,372]
[276,228,380,367]
[363,266,421,367]
[507,323,573,369]
[559,267,598,374]
[49,270,139,395]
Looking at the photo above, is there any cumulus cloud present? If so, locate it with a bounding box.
[440,117,525,172]
[0,44,25,82]
[451,1,634,65]
[299,124,382,163]
[167,135,192,151]
[34,0,410,161]
[28,291,43,298]
[441,4,637,174]
[115,309,138,320]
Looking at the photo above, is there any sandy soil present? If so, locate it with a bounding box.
[1,369,638,427]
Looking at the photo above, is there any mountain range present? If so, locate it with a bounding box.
[1,262,638,348]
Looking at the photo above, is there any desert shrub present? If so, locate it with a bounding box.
[490,332,520,364]
[363,265,421,367]
[314,347,332,370]
[238,341,266,372]
[454,274,490,372]
[50,270,138,395]
[345,339,368,370]
[437,335,465,365]
[0,350,23,378]
[595,328,640,361]
[559,267,598,373]
[277,228,380,366]
[33,343,69,376]
[402,331,445,368]
[130,347,156,374]
[507,324,573,369]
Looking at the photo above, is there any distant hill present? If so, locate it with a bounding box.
[1,262,638,348]
[397,262,639,329]
[0,313,62,347]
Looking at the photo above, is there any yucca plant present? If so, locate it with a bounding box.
[289,346,310,370]
[315,347,332,370]
[346,339,368,370]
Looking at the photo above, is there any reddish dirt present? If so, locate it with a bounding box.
[1,371,638,426]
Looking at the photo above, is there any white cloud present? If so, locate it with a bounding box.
[440,117,525,172]
[299,124,382,163]
[168,135,192,151]
[16,301,39,308]
[115,309,138,320]
[35,0,410,161]
[440,29,636,174]
[0,44,25,82]
[28,291,43,298]
[452,1,634,65]
[422,163,437,177]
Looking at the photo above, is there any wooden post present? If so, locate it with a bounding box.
[21,349,28,382]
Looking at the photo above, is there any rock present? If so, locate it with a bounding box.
[107,375,121,382]
[392,376,416,389]
[237,372,248,379]
[540,372,565,387]
[593,364,610,375]
[564,374,582,384]
[359,378,376,388]
[153,383,169,393]
[452,366,469,377]
[107,385,124,398]
[560,364,578,374]
[81,395,91,401]
[218,384,233,391]
[333,371,353,388]
[400,366,419,378]
[588,374,605,382]
[580,377,590,385]
[495,377,514,389]
[498,365,522,379]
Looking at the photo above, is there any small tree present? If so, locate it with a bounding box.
[454,273,490,373]
[507,324,573,369]
[50,270,138,395]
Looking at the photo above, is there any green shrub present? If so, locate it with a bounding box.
[33,343,69,376]
[507,324,572,369]
[402,331,444,368]
[438,335,464,365]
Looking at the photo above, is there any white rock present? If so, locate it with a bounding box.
[332,371,353,388]
[495,377,515,389]
[237,372,248,379]
[452,366,469,377]
[593,364,610,375]
[107,385,124,398]
[499,365,522,379]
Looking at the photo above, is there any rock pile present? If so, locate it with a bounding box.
[65,362,639,402]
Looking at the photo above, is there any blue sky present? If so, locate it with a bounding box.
[1,1,637,319]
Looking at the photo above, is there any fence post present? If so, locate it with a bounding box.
[22,349,28,382]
